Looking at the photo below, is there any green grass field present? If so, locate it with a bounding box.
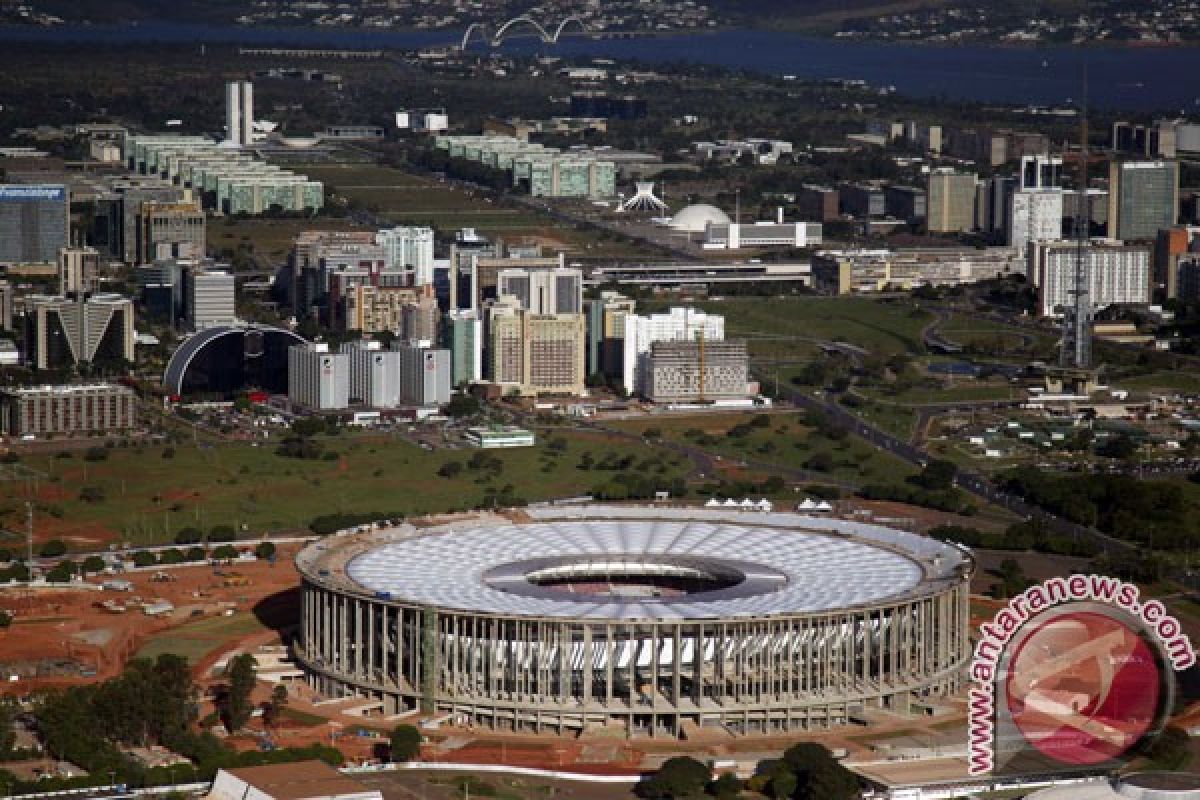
[8,430,690,548]
[705,296,933,358]
[135,612,270,663]
[609,412,917,486]
[1117,371,1200,394]
[208,217,371,267]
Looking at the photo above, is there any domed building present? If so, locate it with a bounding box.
[668,203,732,234]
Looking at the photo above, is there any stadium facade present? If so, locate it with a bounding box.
[295,506,973,737]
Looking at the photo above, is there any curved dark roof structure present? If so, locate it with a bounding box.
[163,324,307,397]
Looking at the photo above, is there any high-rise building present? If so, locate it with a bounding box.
[927,170,978,233]
[457,255,564,313]
[486,297,585,396]
[400,294,440,343]
[639,340,749,404]
[618,308,724,396]
[1177,254,1200,301]
[1008,191,1064,258]
[584,290,637,379]
[376,227,436,287]
[497,267,583,314]
[0,383,136,437]
[796,185,839,223]
[395,341,452,407]
[1155,227,1193,298]
[0,184,68,264]
[883,186,927,223]
[25,293,135,371]
[443,310,482,387]
[341,340,403,408]
[288,342,348,411]
[185,269,237,331]
[138,202,205,264]
[1108,160,1179,241]
[225,81,255,148]
[58,246,101,295]
[1029,240,1152,317]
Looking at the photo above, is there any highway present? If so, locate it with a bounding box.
[766,376,1137,556]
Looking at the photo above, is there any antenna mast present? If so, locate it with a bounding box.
[1061,58,1092,370]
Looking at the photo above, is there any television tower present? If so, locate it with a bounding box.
[1060,63,1092,370]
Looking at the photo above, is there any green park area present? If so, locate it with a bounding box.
[300,164,659,260]
[3,430,691,550]
[609,411,917,487]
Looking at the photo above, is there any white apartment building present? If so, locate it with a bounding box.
[288,342,349,411]
[341,340,403,409]
[186,269,237,330]
[376,226,436,287]
[1029,240,1152,317]
[618,307,725,395]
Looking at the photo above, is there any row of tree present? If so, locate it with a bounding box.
[638,743,858,800]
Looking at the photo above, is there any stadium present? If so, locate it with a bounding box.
[295,506,973,737]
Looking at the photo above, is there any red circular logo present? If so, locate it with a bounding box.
[1005,611,1163,766]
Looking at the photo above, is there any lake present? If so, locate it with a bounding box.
[0,22,1196,112]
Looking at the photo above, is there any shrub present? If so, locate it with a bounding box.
[38,539,67,558]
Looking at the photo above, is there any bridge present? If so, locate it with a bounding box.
[460,15,586,50]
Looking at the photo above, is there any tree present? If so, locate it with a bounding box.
[437,461,463,479]
[223,654,257,732]
[212,545,238,561]
[638,756,710,799]
[772,770,798,800]
[915,459,957,490]
[39,539,67,558]
[445,393,481,418]
[254,541,276,560]
[174,527,203,545]
[0,698,14,753]
[1098,434,1138,460]
[81,555,106,574]
[132,550,156,568]
[389,724,421,762]
[83,446,108,462]
[709,773,742,800]
[0,610,11,630]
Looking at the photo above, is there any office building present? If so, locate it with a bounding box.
[983,176,1017,234]
[496,267,583,314]
[464,426,536,448]
[376,226,436,287]
[26,293,135,371]
[927,170,979,233]
[0,383,136,437]
[812,248,1024,295]
[210,763,382,800]
[455,254,564,313]
[185,269,237,330]
[1108,160,1179,241]
[0,281,13,331]
[704,219,823,250]
[341,340,402,408]
[639,340,749,404]
[585,290,637,379]
[1029,240,1152,317]
[288,342,349,411]
[839,184,885,218]
[0,184,68,264]
[225,81,254,147]
[443,310,482,387]
[486,298,585,396]
[400,294,439,343]
[618,307,724,396]
[139,202,205,263]
[796,185,840,223]
[883,186,927,224]
[1177,254,1200,301]
[1155,227,1200,298]
[395,341,452,407]
[1009,192,1064,258]
[58,246,101,295]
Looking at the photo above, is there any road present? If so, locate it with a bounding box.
[767,376,1136,556]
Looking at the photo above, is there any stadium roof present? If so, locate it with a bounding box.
[343,511,959,621]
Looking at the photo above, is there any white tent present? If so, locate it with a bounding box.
[740,498,757,509]
[798,498,817,511]
[705,497,722,508]
[723,498,740,508]
[815,501,833,513]
[757,499,773,512]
